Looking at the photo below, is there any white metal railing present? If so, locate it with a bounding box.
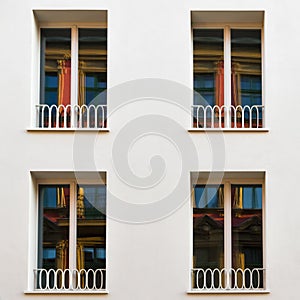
[192,105,264,129]
[192,268,265,291]
[34,268,106,291]
[35,104,107,129]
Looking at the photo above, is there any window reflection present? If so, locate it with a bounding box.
[78,29,107,107]
[193,185,224,271]
[193,29,224,107]
[40,29,71,106]
[77,185,106,272]
[231,29,262,107]
[38,184,106,288]
[231,185,263,287]
[38,185,70,272]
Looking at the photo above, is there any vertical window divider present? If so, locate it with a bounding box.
[69,182,77,273]
[71,26,78,128]
[224,26,231,128]
[224,181,232,288]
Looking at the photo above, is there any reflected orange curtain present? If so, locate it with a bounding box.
[231,62,239,107]
[215,61,224,107]
[58,59,71,106]
[78,61,85,107]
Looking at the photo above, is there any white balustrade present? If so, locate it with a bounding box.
[192,105,264,129]
[34,268,106,291]
[36,104,107,129]
[192,268,265,291]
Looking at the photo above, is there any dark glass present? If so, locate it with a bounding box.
[231,185,263,288]
[193,185,224,269]
[38,185,70,269]
[231,29,262,107]
[78,29,107,106]
[38,185,70,288]
[77,185,106,288]
[40,29,71,106]
[193,29,224,106]
[193,185,224,288]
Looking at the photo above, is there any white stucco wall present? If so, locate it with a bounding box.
[0,0,300,299]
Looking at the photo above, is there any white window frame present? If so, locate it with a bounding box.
[189,176,267,294]
[38,23,107,108]
[28,17,109,131]
[191,22,266,130]
[26,177,108,294]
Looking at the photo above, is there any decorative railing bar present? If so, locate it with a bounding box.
[192,105,264,129]
[191,268,265,291]
[35,104,107,129]
[34,268,106,291]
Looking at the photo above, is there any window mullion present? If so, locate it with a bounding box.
[224,26,231,128]
[69,182,77,272]
[224,181,232,285]
[70,26,78,127]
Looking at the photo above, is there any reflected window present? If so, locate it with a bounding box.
[193,27,263,129]
[193,29,224,106]
[193,28,261,107]
[192,182,264,290]
[37,182,106,289]
[193,185,224,270]
[231,29,262,107]
[38,27,107,129]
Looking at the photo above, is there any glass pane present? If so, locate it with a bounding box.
[231,185,263,287]
[231,29,262,107]
[77,185,106,270]
[40,29,71,106]
[38,185,70,270]
[193,29,224,106]
[193,185,224,270]
[37,185,70,288]
[78,29,107,106]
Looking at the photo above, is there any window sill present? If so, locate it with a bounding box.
[187,289,270,294]
[188,128,269,133]
[26,128,110,132]
[24,290,109,294]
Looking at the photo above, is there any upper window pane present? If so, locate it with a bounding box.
[78,28,107,106]
[193,29,224,106]
[194,185,224,208]
[231,29,262,107]
[40,29,71,106]
[231,185,262,209]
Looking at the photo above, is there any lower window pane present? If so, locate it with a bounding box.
[231,185,263,288]
[77,185,106,288]
[193,185,224,288]
[38,185,70,288]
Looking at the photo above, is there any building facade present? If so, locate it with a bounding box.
[1,0,299,299]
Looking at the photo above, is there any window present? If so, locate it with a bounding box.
[35,182,106,291]
[37,26,107,129]
[192,25,264,129]
[192,179,265,291]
